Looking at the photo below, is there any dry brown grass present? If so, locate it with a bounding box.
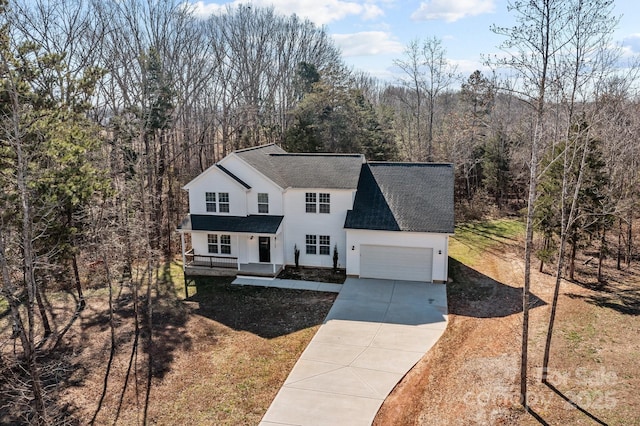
[375,219,640,426]
[1,263,336,425]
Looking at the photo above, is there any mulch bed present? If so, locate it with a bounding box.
[277,266,346,284]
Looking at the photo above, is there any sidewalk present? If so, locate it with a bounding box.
[232,276,342,293]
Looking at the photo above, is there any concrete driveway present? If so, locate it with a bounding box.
[259,278,448,426]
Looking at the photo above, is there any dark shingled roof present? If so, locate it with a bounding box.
[235,144,363,189]
[179,214,284,234]
[345,163,454,233]
[216,164,251,189]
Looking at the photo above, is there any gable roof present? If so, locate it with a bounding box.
[234,144,363,189]
[344,162,454,233]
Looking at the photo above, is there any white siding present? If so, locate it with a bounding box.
[346,229,450,282]
[186,168,248,216]
[219,155,284,215]
[283,188,355,268]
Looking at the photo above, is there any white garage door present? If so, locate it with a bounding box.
[360,245,433,282]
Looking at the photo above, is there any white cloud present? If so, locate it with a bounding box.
[187,1,384,25]
[622,33,640,55]
[411,0,495,23]
[333,31,404,57]
[187,1,225,18]
[450,58,489,77]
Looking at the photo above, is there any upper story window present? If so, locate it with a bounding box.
[258,193,269,214]
[218,192,230,213]
[305,192,316,213]
[205,192,216,212]
[305,192,330,214]
[319,193,330,213]
[205,192,230,213]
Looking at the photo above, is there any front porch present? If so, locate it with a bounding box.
[183,249,284,278]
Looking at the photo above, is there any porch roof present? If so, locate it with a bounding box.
[179,214,284,234]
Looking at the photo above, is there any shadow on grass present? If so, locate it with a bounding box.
[566,287,640,316]
[542,381,609,425]
[185,275,336,339]
[140,262,193,379]
[448,258,546,318]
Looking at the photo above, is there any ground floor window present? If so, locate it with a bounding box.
[319,235,330,255]
[305,234,316,254]
[208,234,231,254]
[306,234,330,255]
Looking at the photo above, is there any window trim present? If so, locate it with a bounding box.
[205,192,230,213]
[207,234,218,253]
[218,192,230,213]
[305,192,317,213]
[319,235,330,255]
[319,193,330,214]
[305,192,330,214]
[220,234,231,254]
[258,193,269,214]
[305,234,317,255]
[207,233,232,255]
[205,192,216,212]
[305,234,330,255]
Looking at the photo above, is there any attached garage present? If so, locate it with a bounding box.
[360,245,433,282]
[343,162,454,284]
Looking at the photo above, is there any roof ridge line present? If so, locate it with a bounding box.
[368,161,453,166]
[270,153,363,158]
[233,143,280,153]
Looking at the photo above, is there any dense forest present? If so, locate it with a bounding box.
[1,0,639,423]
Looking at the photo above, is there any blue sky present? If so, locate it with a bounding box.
[191,0,640,81]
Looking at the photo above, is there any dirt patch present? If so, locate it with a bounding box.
[277,265,346,284]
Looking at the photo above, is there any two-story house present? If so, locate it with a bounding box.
[178,144,454,283]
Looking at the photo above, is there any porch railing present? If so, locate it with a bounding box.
[185,249,238,269]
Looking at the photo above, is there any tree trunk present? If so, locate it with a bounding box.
[34,284,52,338]
[627,210,633,268]
[598,226,606,282]
[0,232,30,357]
[617,217,622,270]
[569,239,577,281]
[72,253,86,310]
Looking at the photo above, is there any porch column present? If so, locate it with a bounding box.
[180,232,186,271]
[236,234,241,270]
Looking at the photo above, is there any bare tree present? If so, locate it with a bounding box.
[394,37,458,161]
[491,0,568,409]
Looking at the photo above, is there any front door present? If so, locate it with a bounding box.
[259,237,271,263]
